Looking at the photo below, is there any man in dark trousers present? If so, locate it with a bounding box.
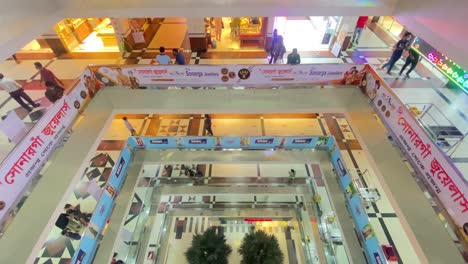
[287,48,301,65]
[204,114,213,136]
[381,32,412,75]
[399,45,421,78]
[0,73,40,111]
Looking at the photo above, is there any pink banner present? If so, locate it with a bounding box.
[0,81,88,226]
[367,67,468,231]
[90,64,368,86]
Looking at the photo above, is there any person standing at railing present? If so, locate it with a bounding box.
[173,49,186,65]
[156,46,172,65]
[35,62,64,87]
[122,116,137,136]
[0,73,40,112]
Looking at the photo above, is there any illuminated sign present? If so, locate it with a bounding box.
[413,37,468,94]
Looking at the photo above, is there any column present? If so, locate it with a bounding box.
[187,18,208,52]
[331,16,358,56]
[110,18,127,55]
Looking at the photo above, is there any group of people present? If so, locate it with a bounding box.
[0,62,66,112]
[155,47,185,65]
[268,29,301,65]
[55,203,91,240]
[350,16,420,78]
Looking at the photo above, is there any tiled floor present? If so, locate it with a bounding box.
[33,113,422,264]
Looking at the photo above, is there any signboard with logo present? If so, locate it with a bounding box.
[0,91,87,226]
[328,143,386,264]
[89,64,366,86]
[107,147,132,191]
[366,66,468,231]
[283,137,318,148]
[248,137,281,148]
[215,137,242,149]
[179,137,216,149]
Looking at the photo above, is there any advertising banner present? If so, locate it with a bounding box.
[128,136,179,149]
[215,136,242,149]
[367,67,468,230]
[179,137,216,149]
[71,235,97,264]
[89,191,114,234]
[330,148,351,190]
[107,147,132,192]
[89,64,367,86]
[0,94,86,225]
[248,136,281,149]
[283,137,318,149]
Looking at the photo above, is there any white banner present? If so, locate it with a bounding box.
[369,73,468,229]
[90,64,368,86]
[0,82,88,226]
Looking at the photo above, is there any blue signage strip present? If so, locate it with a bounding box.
[108,147,132,191]
[327,142,387,264]
[283,137,318,149]
[180,137,216,148]
[71,235,97,264]
[89,192,114,233]
[248,136,280,148]
[74,136,386,264]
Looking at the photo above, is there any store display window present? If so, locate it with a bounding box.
[205,17,266,50]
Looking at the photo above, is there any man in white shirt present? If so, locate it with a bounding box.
[0,73,40,112]
[122,116,136,136]
[156,47,172,65]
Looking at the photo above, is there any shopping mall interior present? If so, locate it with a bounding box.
[0,0,467,264]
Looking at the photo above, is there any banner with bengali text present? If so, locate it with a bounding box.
[367,67,468,230]
[89,64,367,86]
[0,82,88,226]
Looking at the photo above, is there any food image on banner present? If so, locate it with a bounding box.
[361,223,376,240]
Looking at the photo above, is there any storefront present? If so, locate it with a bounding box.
[373,16,404,39]
[16,18,119,59]
[205,17,267,50]
[274,17,341,51]
[54,18,118,53]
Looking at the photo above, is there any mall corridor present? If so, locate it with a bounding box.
[0,4,467,264]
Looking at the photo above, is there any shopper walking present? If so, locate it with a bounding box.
[352,16,369,45]
[381,32,412,75]
[35,62,64,87]
[173,49,186,65]
[287,48,301,65]
[289,169,296,184]
[270,35,286,64]
[156,47,171,65]
[399,46,421,78]
[122,117,137,136]
[204,114,213,136]
[269,29,278,64]
[0,73,40,112]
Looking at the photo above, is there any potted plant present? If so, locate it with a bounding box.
[185,227,232,264]
[239,230,284,264]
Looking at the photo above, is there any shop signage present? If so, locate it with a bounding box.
[367,67,468,229]
[413,37,468,94]
[0,88,87,225]
[89,64,367,86]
